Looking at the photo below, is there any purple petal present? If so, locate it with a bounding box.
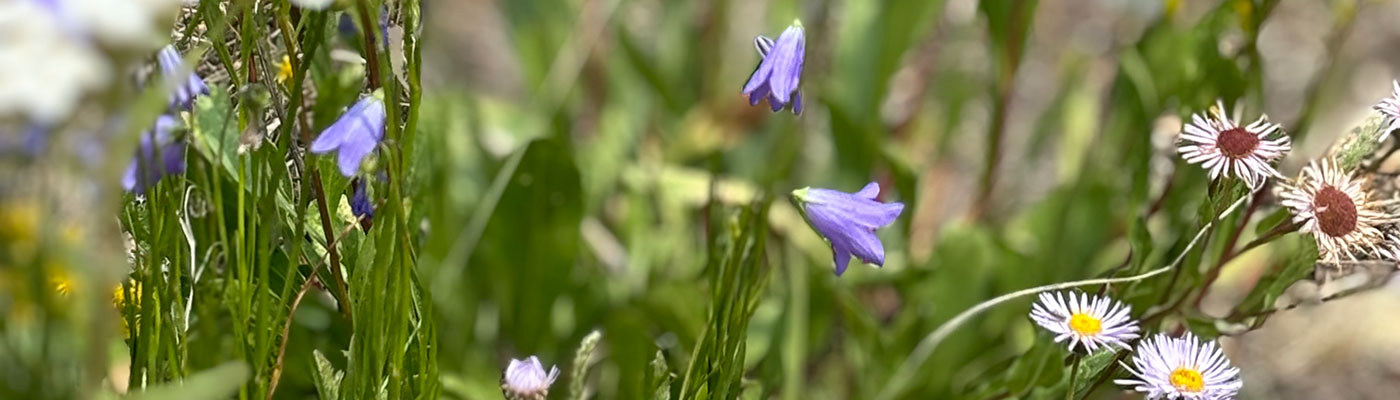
[767,24,804,104]
[792,90,803,115]
[335,132,376,177]
[855,181,880,199]
[121,160,139,192]
[833,246,852,276]
[747,81,771,106]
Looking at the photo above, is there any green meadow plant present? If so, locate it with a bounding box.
[7,0,1400,399]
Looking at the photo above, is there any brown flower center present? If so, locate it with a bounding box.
[1216,127,1259,159]
[1314,185,1358,237]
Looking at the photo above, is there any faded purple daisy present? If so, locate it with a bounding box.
[792,182,904,276]
[1373,80,1400,141]
[1177,100,1290,188]
[122,115,185,194]
[1115,332,1243,400]
[311,95,386,177]
[743,20,804,115]
[157,45,209,111]
[500,356,560,400]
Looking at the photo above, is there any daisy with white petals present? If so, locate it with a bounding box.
[1279,158,1398,261]
[1029,291,1140,353]
[1115,332,1242,400]
[1177,100,1291,188]
[501,356,560,400]
[1373,80,1400,141]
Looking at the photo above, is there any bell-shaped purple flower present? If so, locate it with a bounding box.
[311,96,386,177]
[122,115,185,194]
[157,45,209,111]
[743,20,805,115]
[793,182,904,276]
[500,356,560,400]
[350,179,374,220]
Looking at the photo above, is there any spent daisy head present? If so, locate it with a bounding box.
[1029,291,1140,353]
[1115,332,1242,400]
[1279,158,1397,261]
[501,356,560,400]
[1177,100,1290,188]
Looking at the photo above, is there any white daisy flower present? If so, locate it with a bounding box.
[501,356,560,400]
[1177,100,1291,188]
[1029,291,1140,353]
[1115,332,1242,400]
[1373,80,1400,141]
[1279,158,1398,261]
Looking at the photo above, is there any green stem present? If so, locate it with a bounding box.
[1066,355,1081,400]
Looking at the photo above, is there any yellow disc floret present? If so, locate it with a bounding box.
[1169,367,1205,393]
[1068,313,1102,335]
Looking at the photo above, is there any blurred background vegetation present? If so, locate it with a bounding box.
[9,0,1400,399]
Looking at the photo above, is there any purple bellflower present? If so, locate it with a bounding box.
[311,95,386,177]
[157,45,210,111]
[122,115,185,194]
[793,182,904,276]
[350,179,374,220]
[743,20,805,114]
[500,356,560,400]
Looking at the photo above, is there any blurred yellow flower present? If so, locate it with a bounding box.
[277,54,293,84]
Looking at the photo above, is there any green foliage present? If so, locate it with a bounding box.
[7,0,1383,399]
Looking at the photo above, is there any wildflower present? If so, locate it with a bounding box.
[500,356,560,400]
[742,20,805,114]
[1029,291,1139,353]
[1115,332,1242,400]
[276,54,294,84]
[350,179,374,221]
[792,182,904,276]
[1177,100,1290,188]
[157,45,209,110]
[1373,80,1400,141]
[121,115,186,194]
[1279,158,1397,261]
[311,95,386,177]
[289,0,333,10]
[0,0,110,123]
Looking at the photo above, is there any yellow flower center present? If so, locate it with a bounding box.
[1169,367,1205,393]
[1068,313,1102,335]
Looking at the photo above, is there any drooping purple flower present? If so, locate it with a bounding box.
[122,115,185,194]
[350,179,374,220]
[500,356,560,400]
[792,182,904,276]
[157,45,209,111]
[311,96,386,177]
[743,20,805,115]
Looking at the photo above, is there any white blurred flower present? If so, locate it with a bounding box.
[0,0,109,123]
[290,0,335,10]
[47,0,184,50]
[0,0,182,124]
